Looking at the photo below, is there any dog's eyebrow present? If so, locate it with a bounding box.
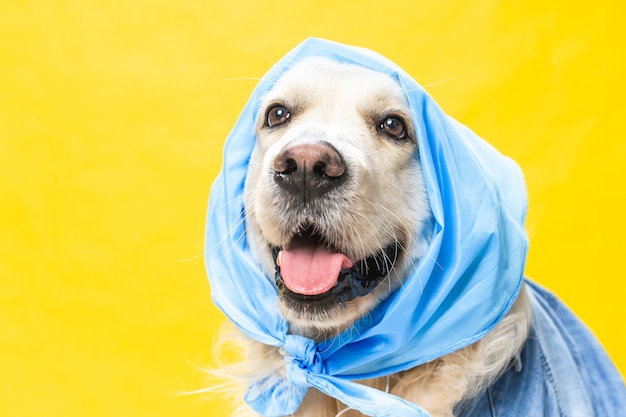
[361,104,413,125]
[261,92,309,118]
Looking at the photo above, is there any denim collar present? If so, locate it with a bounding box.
[457,281,626,417]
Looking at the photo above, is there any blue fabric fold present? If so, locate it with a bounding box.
[205,38,528,416]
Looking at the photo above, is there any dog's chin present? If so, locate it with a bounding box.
[278,290,386,340]
[268,225,404,338]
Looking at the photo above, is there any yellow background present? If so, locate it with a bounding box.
[2,1,624,415]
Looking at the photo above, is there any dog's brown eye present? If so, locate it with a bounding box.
[266,105,291,127]
[379,117,407,140]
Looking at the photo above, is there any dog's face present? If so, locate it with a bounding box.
[244,57,433,338]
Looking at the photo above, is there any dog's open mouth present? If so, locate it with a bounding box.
[272,225,400,304]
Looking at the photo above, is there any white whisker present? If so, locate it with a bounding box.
[248,47,276,66]
[421,76,456,89]
[176,253,205,262]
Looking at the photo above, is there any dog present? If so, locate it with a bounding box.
[210,57,530,417]
[207,47,625,416]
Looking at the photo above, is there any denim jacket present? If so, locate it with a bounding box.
[457,280,626,417]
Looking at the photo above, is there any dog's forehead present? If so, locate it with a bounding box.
[264,57,407,109]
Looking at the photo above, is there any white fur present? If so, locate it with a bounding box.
[210,58,532,417]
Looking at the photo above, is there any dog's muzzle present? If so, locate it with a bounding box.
[269,140,401,306]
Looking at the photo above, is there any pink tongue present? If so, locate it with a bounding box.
[279,238,352,296]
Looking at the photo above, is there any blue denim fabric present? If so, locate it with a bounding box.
[456,280,626,416]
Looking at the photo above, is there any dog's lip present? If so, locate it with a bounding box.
[271,236,400,304]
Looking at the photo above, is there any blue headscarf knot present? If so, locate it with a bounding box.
[284,335,324,387]
[244,335,322,416]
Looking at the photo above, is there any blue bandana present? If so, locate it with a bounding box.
[205,38,528,416]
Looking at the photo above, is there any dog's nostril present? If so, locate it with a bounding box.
[313,161,327,177]
[315,155,345,178]
[275,157,298,175]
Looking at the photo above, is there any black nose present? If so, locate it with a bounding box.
[273,141,347,201]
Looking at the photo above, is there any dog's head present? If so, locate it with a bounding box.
[244,57,433,338]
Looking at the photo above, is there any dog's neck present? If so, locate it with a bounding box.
[285,315,350,342]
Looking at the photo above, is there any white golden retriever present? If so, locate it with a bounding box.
[220,57,532,417]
